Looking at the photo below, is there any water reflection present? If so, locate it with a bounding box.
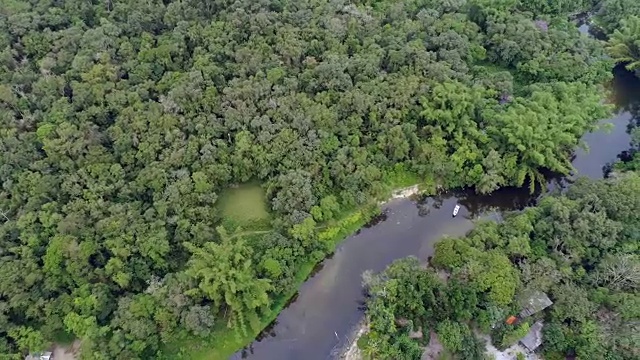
[608,65,640,115]
[415,186,537,220]
[242,319,279,358]
[362,210,389,228]
[414,164,575,220]
[606,65,640,172]
[414,66,640,216]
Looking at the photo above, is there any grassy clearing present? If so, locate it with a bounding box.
[218,182,271,230]
[382,163,422,189]
[379,163,437,199]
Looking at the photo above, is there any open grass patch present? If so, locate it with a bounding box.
[380,163,436,197]
[218,182,271,230]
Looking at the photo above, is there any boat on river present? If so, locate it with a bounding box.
[452,204,461,217]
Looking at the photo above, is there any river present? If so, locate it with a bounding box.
[230,66,640,360]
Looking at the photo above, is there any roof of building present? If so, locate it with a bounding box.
[519,290,553,318]
[25,352,52,360]
[520,321,544,352]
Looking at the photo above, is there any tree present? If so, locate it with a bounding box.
[184,227,272,335]
[7,326,48,354]
[542,320,570,355]
[269,170,317,216]
[432,237,473,270]
[606,16,640,74]
[181,305,215,337]
[551,283,597,323]
[444,278,479,322]
[597,0,640,34]
[498,322,530,348]
[591,254,640,291]
[469,251,520,306]
[436,320,464,353]
[518,0,589,16]
[574,321,607,359]
[520,257,565,292]
[290,216,317,249]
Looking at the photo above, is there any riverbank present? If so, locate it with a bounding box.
[340,320,368,360]
[230,193,482,360]
[164,181,428,360]
[227,88,637,360]
[340,321,543,360]
[340,320,453,360]
[166,61,640,359]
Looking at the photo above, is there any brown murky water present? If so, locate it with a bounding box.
[231,66,640,360]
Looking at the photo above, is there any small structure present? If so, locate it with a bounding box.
[520,321,544,353]
[25,352,52,360]
[519,291,553,318]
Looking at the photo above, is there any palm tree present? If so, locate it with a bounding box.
[606,16,640,73]
[184,226,272,336]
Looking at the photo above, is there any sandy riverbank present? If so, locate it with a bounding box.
[340,322,446,360]
[340,320,368,360]
[388,185,421,201]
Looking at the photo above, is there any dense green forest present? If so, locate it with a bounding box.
[0,0,628,359]
[600,0,640,78]
[605,16,640,74]
[360,172,640,360]
[358,3,640,359]
[595,0,640,34]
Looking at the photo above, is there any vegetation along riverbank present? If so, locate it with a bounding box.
[358,170,640,360]
[356,4,640,359]
[0,0,638,359]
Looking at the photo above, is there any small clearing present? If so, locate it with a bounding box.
[218,183,270,228]
[52,340,80,360]
[379,184,421,205]
[421,331,444,360]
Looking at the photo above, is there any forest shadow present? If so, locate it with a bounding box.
[605,66,640,174]
[413,175,563,220]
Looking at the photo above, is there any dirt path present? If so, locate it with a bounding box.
[421,331,444,360]
[227,229,273,240]
[52,340,80,360]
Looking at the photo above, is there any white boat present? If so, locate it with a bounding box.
[452,204,461,217]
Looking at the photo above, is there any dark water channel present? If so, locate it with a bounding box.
[230,67,640,360]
